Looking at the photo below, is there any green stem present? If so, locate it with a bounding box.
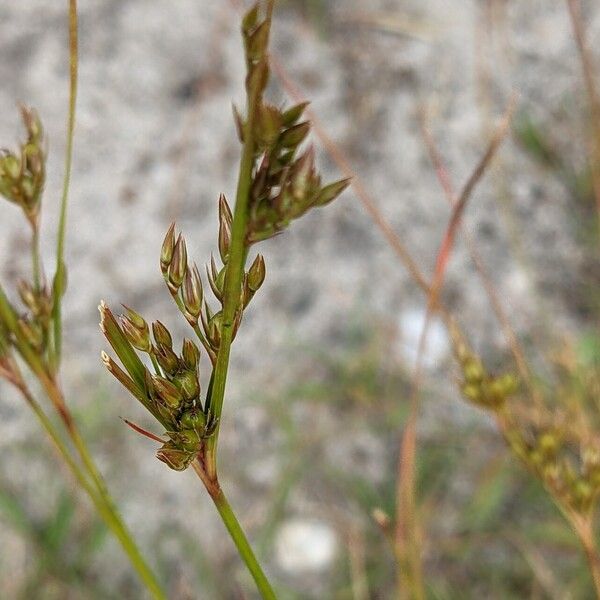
[204,0,275,479]
[52,0,78,368]
[212,490,276,599]
[194,466,275,600]
[37,374,167,600]
[11,377,166,599]
[31,222,41,292]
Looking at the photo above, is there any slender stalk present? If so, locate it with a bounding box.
[52,0,78,367]
[193,462,276,599]
[31,222,41,292]
[0,284,166,599]
[204,0,275,480]
[35,371,167,599]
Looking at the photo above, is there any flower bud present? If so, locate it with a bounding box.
[280,121,310,149]
[152,321,172,349]
[218,212,232,264]
[173,370,200,403]
[168,234,188,293]
[152,375,183,409]
[182,338,200,371]
[160,222,176,275]
[119,305,151,352]
[183,263,203,321]
[120,314,151,353]
[156,443,194,471]
[180,407,207,432]
[155,344,179,375]
[316,178,351,207]
[247,254,266,292]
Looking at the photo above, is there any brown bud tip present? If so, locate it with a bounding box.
[316,178,352,206]
[152,320,173,349]
[182,338,200,371]
[183,263,204,321]
[247,254,266,292]
[152,375,183,409]
[219,193,233,226]
[160,222,176,274]
[168,234,188,291]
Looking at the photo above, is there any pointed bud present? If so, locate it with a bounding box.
[282,101,310,127]
[160,222,176,276]
[152,375,183,409]
[219,193,233,228]
[18,280,37,313]
[247,254,266,293]
[120,314,151,353]
[206,256,223,303]
[155,344,179,375]
[157,443,194,471]
[182,263,203,321]
[256,103,283,148]
[168,234,188,292]
[316,178,351,206]
[182,338,200,371]
[218,211,232,264]
[280,121,311,149]
[207,311,223,349]
[152,321,172,349]
[18,319,43,350]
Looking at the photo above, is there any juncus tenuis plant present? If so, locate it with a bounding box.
[0,3,166,598]
[99,1,349,597]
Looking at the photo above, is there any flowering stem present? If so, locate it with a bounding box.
[204,0,275,482]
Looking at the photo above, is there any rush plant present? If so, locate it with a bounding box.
[99,2,348,598]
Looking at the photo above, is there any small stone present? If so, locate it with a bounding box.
[275,519,338,573]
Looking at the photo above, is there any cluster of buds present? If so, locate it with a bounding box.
[507,423,600,515]
[15,279,54,355]
[160,210,266,364]
[0,105,45,225]
[237,5,350,245]
[458,350,519,411]
[100,3,348,475]
[100,302,217,471]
